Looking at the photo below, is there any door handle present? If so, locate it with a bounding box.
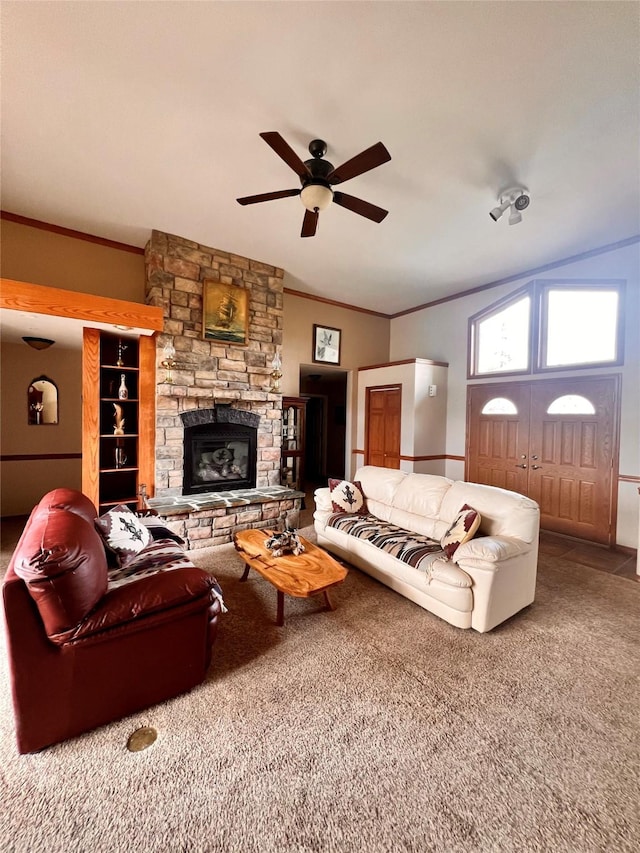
[531,455,539,460]
[532,465,542,470]
[515,464,528,469]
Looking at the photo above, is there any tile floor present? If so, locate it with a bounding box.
[537,528,638,580]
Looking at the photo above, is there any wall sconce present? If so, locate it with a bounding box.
[161,341,177,383]
[269,351,283,393]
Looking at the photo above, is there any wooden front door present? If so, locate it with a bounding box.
[467,383,531,495]
[527,377,619,543]
[467,376,619,545]
[366,385,401,469]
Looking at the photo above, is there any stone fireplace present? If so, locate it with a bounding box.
[143,230,302,547]
[182,406,258,495]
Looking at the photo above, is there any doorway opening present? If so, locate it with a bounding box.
[299,365,348,494]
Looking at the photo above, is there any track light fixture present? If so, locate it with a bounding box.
[490,186,530,225]
[489,198,512,222]
[508,208,523,226]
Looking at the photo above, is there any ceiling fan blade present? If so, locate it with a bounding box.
[333,191,388,223]
[236,188,300,206]
[301,208,318,238]
[260,132,312,180]
[326,142,391,186]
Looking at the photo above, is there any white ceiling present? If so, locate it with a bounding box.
[0,308,155,350]
[1,1,638,316]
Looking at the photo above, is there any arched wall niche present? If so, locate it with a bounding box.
[28,375,58,424]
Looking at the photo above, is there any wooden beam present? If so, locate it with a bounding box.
[0,278,163,332]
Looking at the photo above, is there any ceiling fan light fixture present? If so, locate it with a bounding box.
[300,183,333,212]
[238,133,391,237]
[22,336,55,350]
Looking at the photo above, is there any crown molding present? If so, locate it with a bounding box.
[3,211,637,318]
[1,211,144,255]
[282,287,389,318]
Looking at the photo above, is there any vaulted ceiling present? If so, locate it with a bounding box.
[1,1,638,315]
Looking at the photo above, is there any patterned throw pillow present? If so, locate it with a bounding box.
[329,479,368,515]
[95,504,153,566]
[440,504,481,560]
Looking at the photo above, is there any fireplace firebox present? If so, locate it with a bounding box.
[183,422,257,495]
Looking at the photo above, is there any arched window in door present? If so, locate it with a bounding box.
[547,394,595,415]
[481,397,518,415]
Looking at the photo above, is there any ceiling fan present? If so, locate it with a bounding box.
[236,132,391,237]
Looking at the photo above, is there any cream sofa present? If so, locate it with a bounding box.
[314,466,540,633]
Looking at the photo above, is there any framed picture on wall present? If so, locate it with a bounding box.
[202,280,249,345]
[313,324,341,365]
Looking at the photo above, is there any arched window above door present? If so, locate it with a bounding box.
[547,394,595,414]
[481,397,518,415]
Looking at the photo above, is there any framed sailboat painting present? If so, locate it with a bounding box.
[202,281,249,345]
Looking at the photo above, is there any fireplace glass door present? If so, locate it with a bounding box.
[184,424,257,494]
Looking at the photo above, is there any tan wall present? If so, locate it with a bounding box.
[0,219,145,301]
[282,295,390,397]
[0,221,393,509]
[1,341,82,515]
[283,293,390,476]
[0,220,145,514]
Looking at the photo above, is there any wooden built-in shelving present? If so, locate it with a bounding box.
[83,329,156,512]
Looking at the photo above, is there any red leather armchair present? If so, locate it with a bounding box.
[2,488,223,753]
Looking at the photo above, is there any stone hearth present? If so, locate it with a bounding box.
[146,485,303,549]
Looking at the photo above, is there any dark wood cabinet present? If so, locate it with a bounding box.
[281,396,307,490]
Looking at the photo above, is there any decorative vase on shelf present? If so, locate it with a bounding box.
[118,374,128,400]
[113,403,125,435]
[116,339,127,367]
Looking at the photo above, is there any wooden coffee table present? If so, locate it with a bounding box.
[233,528,348,626]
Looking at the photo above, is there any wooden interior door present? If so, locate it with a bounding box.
[527,377,619,544]
[466,377,619,545]
[366,385,401,469]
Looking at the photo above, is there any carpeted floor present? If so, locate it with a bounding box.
[1,524,639,852]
